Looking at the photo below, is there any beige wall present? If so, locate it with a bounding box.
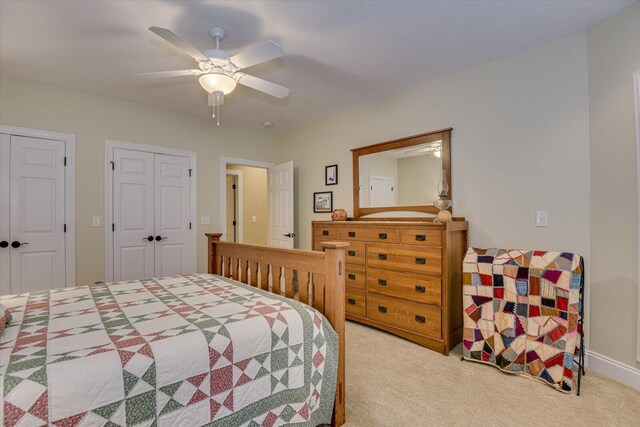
[588,2,640,368]
[279,32,590,260]
[397,155,441,205]
[227,165,268,246]
[0,76,278,284]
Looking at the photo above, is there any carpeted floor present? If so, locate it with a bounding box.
[343,321,640,426]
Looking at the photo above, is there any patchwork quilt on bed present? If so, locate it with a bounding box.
[0,273,337,426]
[462,248,584,392]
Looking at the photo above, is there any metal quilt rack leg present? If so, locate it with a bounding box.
[573,261,586,396]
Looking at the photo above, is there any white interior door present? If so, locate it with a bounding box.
[0,134,10,294]
[112,148,155,281]
[9,135,66,293]
[154,154,192,277]
[369,175,395,207]
[268,161,294,248]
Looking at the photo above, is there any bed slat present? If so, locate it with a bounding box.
[284,268,295,299]
[298,270,310,304]
[260,263,270,291]
[313,273,325,313]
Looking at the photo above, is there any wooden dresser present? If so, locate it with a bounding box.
[312,219,468,355]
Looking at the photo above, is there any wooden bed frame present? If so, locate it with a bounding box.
[206,233,347,426]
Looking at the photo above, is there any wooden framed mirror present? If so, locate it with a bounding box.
[352,128,452,217]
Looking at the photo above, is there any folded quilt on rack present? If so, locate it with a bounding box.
[462,248,584,392]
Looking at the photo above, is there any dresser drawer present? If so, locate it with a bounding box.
[344,241,366,265]
[399,229,441,247]
[345,264,366,290]
[313,226,339,240]
[339,227,400,243]
[346,288,366,317]
[366,293,441,338]
[367,267,441,305]
[367,244,441,275]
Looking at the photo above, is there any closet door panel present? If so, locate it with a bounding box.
[154,154,191,277]
[9,136,66,293]
[0,134,10,294]
[113,148,155,280]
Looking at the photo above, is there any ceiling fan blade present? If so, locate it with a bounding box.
[230,41,284,70]
[149,26,207,61]
[135,69,201,79]
[237,74,289,98]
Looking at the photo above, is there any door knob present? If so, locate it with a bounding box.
[155,235,167,241]
[0,241,8,248]
[283,233,296,238]
[143,236,154,242]
[11,241,29,248]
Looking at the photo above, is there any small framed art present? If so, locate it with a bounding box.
[325,164,338,185]
[314,191,333,213]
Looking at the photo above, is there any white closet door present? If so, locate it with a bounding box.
[113,148,155,281]
[268,161,294,248]
[9,135,66,293]
[154,154,192,277]
[0,134,10,295]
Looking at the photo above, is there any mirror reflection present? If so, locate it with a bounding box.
[358,141,442,208]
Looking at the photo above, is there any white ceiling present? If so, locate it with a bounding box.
[0,0,634,134]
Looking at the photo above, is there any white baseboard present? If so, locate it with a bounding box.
[586,350,640,390]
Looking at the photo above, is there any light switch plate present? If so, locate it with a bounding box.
[535,211,548,227]
[201,216,210,225]
[92,216,101,227]
[252,216,257,223]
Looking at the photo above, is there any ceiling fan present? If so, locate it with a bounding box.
[137,26,289,125]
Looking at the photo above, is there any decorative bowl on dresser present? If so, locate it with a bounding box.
[312,219,468,355]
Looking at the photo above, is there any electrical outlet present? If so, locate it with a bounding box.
[201,216,210,225]
[535,211,548,227]
[92,216,101,227]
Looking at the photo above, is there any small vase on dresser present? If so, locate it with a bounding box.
[312,218,468,355]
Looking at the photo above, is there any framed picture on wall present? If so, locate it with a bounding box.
[314,191,333,213]
[325,164,338,185]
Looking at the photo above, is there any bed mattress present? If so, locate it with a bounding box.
[0,273,337,426]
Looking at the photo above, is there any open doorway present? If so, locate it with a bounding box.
[225,165,267,245]
[219,157,295,248]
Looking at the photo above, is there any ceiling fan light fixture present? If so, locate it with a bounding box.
[199,72,236,94]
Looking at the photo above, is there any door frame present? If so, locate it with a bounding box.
[0,124,76,287]
[225,169,243,243]
[634,70,640,363]
[219,157,274,242]
[104,140,197,282]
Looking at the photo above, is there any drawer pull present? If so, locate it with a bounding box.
[378,253,388,260]
[348,250,356,257]
[377,279,387,286]
[378,233,387,239]
[348,273,356,280]
[348,298,356,305]
[322,230,329,236]
[415,285,426,293]
[415,315,426,323]
[378,306,387,314]
[415,234,426,241]
[348,231,356,237]
[415,257,426,264]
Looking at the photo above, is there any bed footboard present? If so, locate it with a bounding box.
[206,233,347,426]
